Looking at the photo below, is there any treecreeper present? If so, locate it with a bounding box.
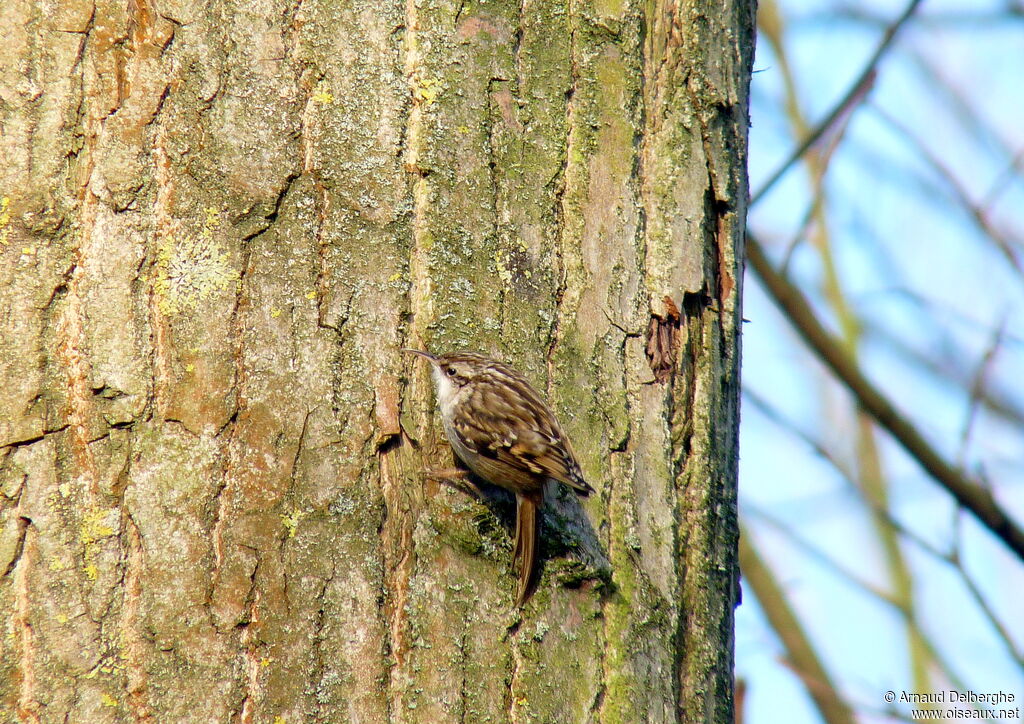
[403,349,594,605]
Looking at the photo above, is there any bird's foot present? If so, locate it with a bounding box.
[422,468,485,502]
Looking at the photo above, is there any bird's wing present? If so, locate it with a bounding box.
[452,367,593,495]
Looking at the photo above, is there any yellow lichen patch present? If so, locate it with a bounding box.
[100,656,125,676]
[80,507,117,582]
[270,307,282,318]
[412,76,441,105]
[305,289,317,300]
[280,508,307,539]
[80,508,116,546]
[56,613,69,624]
[85,648,127,681]
[100,693,118,708]
[155,209,239,316]
[0,196,9,247]
[495,250,513,285]
[48,556,67,572]
[312,86,334,105]
[273,717,287,724]
[260,657,272,668]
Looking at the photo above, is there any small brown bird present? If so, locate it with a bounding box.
[403,349,594,604]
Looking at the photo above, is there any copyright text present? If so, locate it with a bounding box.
[883,690,1019,720]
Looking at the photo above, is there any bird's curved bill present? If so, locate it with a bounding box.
[401,348,437,362]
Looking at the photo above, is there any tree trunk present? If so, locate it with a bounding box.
[0,0,753,721]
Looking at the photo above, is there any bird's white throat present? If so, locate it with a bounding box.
[431,364,459,420]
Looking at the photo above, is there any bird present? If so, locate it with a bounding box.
[403,349,594,605]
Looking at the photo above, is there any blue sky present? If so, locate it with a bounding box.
[738,1,1024,721]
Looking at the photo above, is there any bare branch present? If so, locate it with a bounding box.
[748,390,1024,668]
[746,506,977,702]
[745,233,1024,562]
[747,352,1024,696]
[744,388,856,482]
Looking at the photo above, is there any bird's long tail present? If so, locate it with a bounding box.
[513,493,540,606]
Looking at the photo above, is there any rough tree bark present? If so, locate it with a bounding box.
[0,0,753,721]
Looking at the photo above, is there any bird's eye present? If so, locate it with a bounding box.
[446,367,457,377]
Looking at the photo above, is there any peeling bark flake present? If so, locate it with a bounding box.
[646,295,682,383]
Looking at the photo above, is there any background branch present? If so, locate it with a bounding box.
[746,233,1024,562]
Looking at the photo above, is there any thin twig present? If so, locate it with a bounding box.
[955,556,1024,668]
[779,102,858,273]
[906,48,1024,211]
[746,389,948,559]
[744,388,856,480]
[865,320,1024,428]
[871,104,1024,276]
[746,505,896,606]
[949,515,1024,666]
[747,505,977,703]
[958,320,1007,467]
[751,0,926,207]
[863,285,1024,348]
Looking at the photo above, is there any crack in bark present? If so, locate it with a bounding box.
[305,114,334,331]
[122,513,153,722]
[11,513,39,723]
[3,516,31,579]
[150,125,175,419]
[282,0,306,64]
[669,312,703,714]
[377,2,435,715]
[207,162,259,635]
[600,325,633,453]
[60,38,105,496]
[275,409,312,620]
[233,554,263,724]
[507,622,525,724]
[1,425,71,452]
[485,78,508,329]
[225,181,258,430]
[209,450,232,610]
[240,172,300,245]
[317,285,354,335]
[308,559,336,724]
[686,77,734,355]
[378,433,418,719]
[545,1,580,400]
